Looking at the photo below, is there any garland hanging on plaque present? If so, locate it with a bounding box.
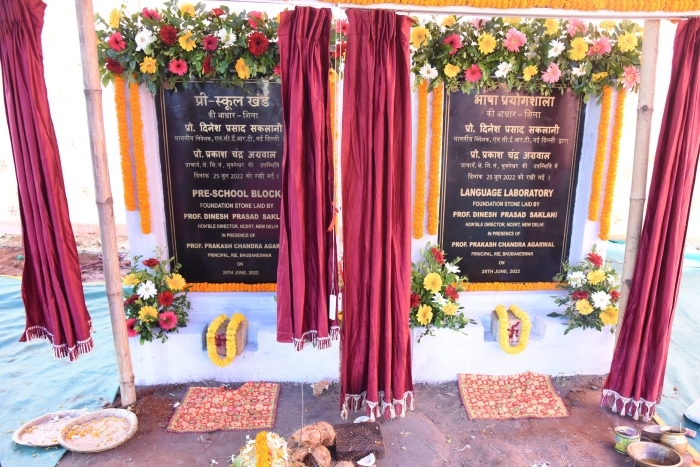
[588,86,613,221]
[188,283,277,293]
[114,76,136,211]
[128,84,151,234]
[599,91,627,241]
[427,84,443,235]
[413,80,429,239]
[467,282,562,292]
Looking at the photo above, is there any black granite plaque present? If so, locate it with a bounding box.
[438,88,584,283]
[156,81,283,284]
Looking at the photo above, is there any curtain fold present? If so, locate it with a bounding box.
[276,7,338,350]
[602,18,700,420]
[340,9,414,420]
[0,0,92,360]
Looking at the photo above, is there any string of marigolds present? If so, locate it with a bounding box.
[255,431,271,467]
[588,86,613,221]
[188,283,277,292]
[467,282,561,291]
[114,76,136,211]
[329,68,340,230]
[427,84,444,235]
[599,90,626,241]
[206,313,246,367]
[128,83,151,234]
[413,81,429,239]
[495,304,531,355]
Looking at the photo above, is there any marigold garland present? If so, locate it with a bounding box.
[427,84,443,235]
[128,83,151,234]
[318,0,700,11]
[495,304,531,355]
[413,80,429,239]
[467,282,562,291]
[206,313,246,367]
[599,90,627,241]
[114,76,136,211]
[588,86,613,221]
[255,431,271,467]
[329,68,339,230]
[187,283,277,292]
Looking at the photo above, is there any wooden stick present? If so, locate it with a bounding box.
[74,0,136,406]
[615,20,661,342]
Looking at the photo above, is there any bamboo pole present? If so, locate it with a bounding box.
[615,19,661,341]
[74,0,136,406]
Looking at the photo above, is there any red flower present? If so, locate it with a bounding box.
[142,258,159,268]
[158,290,174,307]
[445,285,459,301]
[211,8,225,17]
[169,58,188,76]
[331,42,346,59]
[108,32,126,52]
[159,311,178,331]
[248,11,264,29]
[124,293,139,306]
[126,318,138,337]
[410,292,421,308]
[202,55,214,75]
[203,35,218,51]
[610,290,620,301]
[430,247,445,265]
[141,8,161,21]
[273,64,281,76]
[464,64,482,83]
[159,24,178,47]
[587,252,603,268]
[246,31,269,57]
[571,290,589,300]
[442,33,462,55]
[105,58,124,74]
[335,19,349,35]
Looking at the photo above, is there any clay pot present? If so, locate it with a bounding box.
[660,426,688,455]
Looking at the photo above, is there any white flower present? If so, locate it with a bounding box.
[571,66,586,77]
[494,62,512,78]
[137,280,157,300]
[567,271,586,287]
[607,274,618,287]
[548,39,565,58]
[419,63,438,81]
[591,291,611,310]
[216,29,237,47]
[432,293,447,308]
[445,263,460,274]
[471,41,477,46]
[134,29,155,53]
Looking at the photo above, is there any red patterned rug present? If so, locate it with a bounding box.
[458,372,569,421]
[166,382,280,433]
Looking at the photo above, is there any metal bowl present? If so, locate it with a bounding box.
[626,441,683,467]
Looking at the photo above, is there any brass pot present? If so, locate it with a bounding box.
[660,426,688,455]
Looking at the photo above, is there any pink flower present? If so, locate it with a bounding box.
[211,8,225,17]
[541,62,562,83]
[588,36,612,56]
[504,28,527,52]
[168,58,188,76]
[203,35,218,51]
[470,18,486,30]
[566,18,587,36]
[273,64,281,76]
[442,33,462,55]
[108,32,126,52]
[335,19,349,35]
[621,65,640,91]
[464,64,482,83]
[248,11,264,29]
[126,318,138,338]
[141,8,161,21]
[158,311,178,331]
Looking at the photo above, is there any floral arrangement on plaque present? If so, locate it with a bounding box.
[410,243,474,341]
[548,246,620,334]
[410,17,642,100]
[122,251,191,343]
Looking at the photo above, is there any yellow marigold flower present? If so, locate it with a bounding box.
[443,302,458,316]
[599,20,616,31]
[329,68,337,84]
[411,26,430,48]
[617,32,638,52]
[503,17,522,24]
[587,269,606,285]
[123,273,140,286]
[441,16,456,27]
[444,64,460,78]
[140,57,157,74]
[478,32,497,55]
[166,273,187,291]
[592,71,609,82]
[276,13,281,23]
[417,304,433,325]
[139,305,158,321]
[568,37,588,61]
[108,8,121,29]
[180,3,196,17]
[544,18,559,35]
[523,65,538,82]
[575,299,593,315]
[179,31,196,51]
[600,306,618,326]
[235,58,251,79]
[423,272,442,293]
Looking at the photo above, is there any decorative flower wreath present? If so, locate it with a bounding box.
[206,313,247,367]
[495,304,531,355]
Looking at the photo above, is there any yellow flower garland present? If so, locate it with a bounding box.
[188,283,277,292]
[114,76,136,211]
[255,431,271,467]
[329,68,339,230]
[206,313,246,367]
[467,282,561,291]
[588,85,613,221]
[128,83,151,234]
[599,90,626,241]
[318,0,700,11]
[427,84,443,235]
[413,80,429,239]
[495,304,531,355]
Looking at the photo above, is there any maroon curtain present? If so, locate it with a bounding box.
[276,7,338,350]
[340,9,414,420]
[0,0,92,360]
[602,18,700,420]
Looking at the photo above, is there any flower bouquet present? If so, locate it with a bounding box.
[410,243,474,341]
[122,251,191,343]
[548,246,620,334]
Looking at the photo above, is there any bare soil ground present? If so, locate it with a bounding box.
[1,233,695,467]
